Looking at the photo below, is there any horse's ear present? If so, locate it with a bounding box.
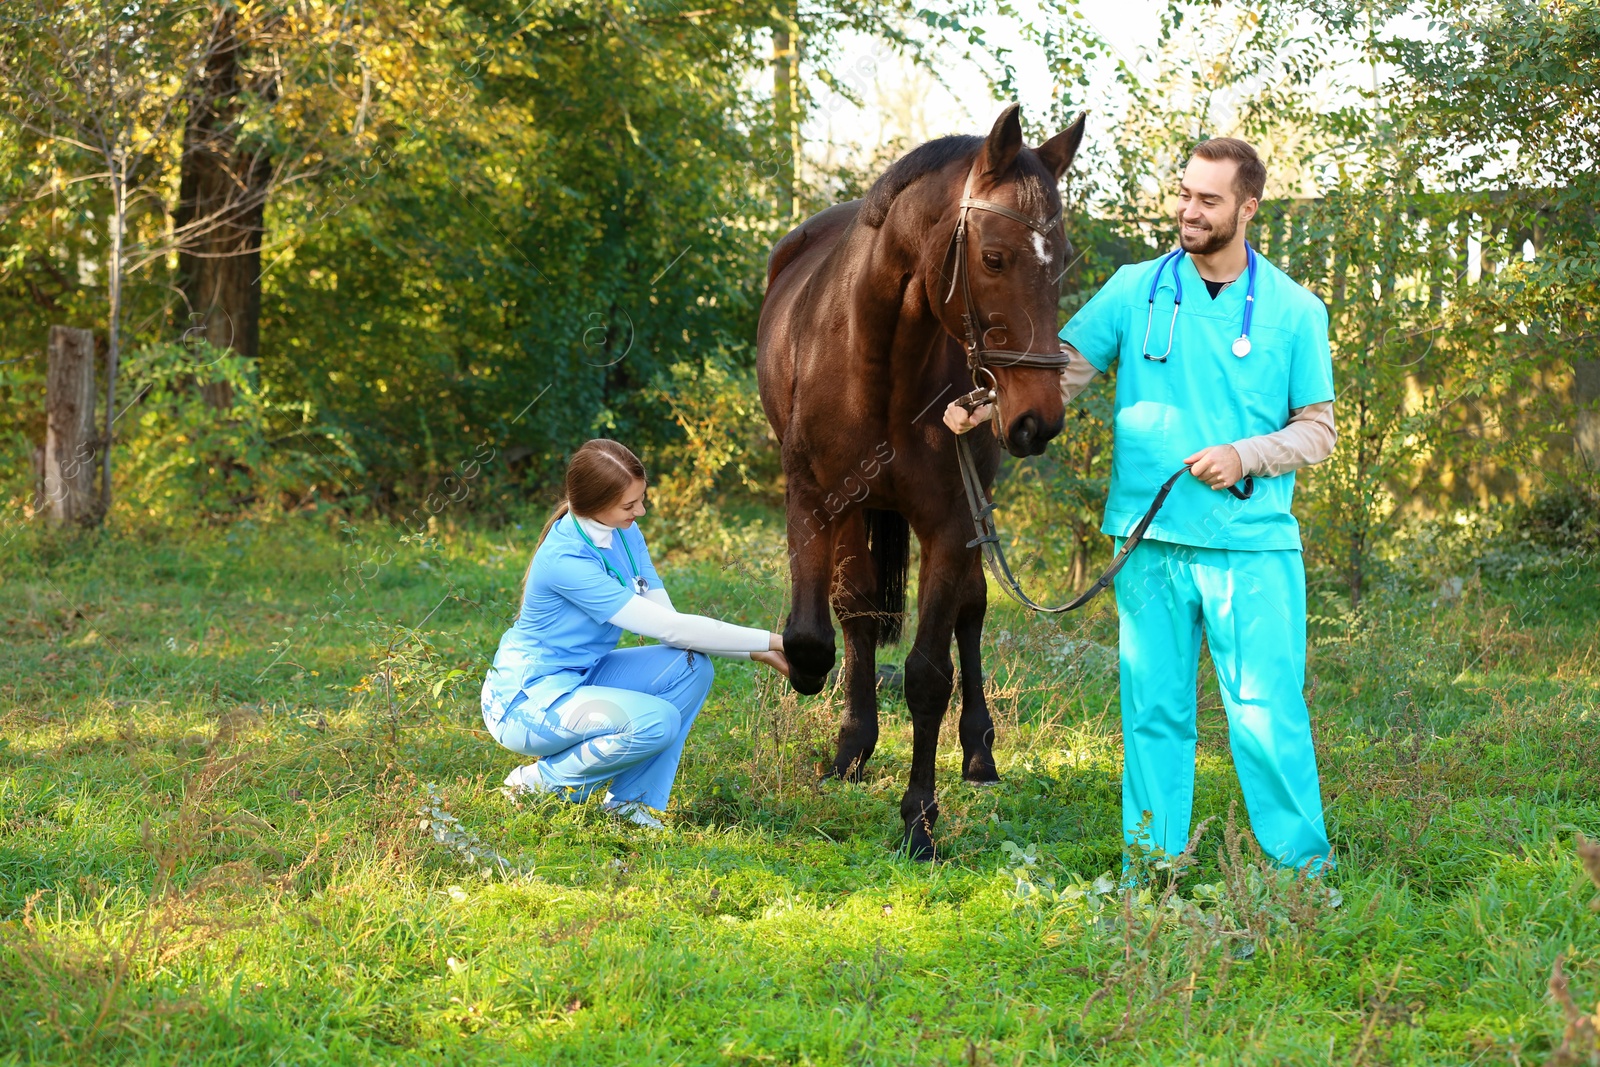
[981,103,1024,176]
[1037,111,1089,182]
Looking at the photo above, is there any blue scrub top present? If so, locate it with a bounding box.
[481,514,664,725]
[1059,251,1335,551]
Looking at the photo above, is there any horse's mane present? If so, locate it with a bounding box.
[858,134,1054,229]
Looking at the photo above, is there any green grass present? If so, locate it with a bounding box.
[0,513,1597,1065]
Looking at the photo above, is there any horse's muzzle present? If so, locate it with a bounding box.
[1005,411,1061,457]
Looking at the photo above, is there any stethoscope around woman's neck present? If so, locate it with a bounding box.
[1142,242,1259,363]
[570,513,650,595]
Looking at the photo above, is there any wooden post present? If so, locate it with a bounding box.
[40,325,103,526]
[1577,357,1600,473]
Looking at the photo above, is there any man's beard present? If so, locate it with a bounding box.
[1178,210,1238,255]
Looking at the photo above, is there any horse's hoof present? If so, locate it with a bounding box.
[783,631,835,689]
[962,751,1000,783]
[901,805,938,862]
[963,777,1002,788]
[826,757,869,783]
[789,671,827,696]
[903,828,936,863]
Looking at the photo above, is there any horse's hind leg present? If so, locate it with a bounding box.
[899,527,972,861]
[827,512,879,781]
[955,561,999,784]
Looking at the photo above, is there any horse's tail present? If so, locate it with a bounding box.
[865,508,909,646]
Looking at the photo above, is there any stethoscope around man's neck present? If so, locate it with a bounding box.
[1142,242,1259,363]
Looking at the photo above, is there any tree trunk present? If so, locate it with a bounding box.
[1068,517,1089,591]
[1576,356,1600,473]
[42,325,103,527]
[175,6,272,409]
[772,14,799,221]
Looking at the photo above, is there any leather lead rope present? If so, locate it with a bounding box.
[954,408,1254,614]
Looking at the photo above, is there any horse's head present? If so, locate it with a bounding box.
[929,105,1087,458]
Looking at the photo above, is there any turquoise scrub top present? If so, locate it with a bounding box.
[1060,251,1335,551]
[481,514,664,726]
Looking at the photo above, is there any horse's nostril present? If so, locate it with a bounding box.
[1008,414,1042,454]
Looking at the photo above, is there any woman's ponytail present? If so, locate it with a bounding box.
[536,500,571,549]
[520,500,571,602]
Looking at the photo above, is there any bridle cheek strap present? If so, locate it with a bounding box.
[942,166,1072,375]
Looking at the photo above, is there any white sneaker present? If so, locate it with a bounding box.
[501,764,551,799]
[603,801,664,830]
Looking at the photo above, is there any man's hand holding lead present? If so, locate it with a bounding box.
[943,401,994,435]
[1183,444,1244,491]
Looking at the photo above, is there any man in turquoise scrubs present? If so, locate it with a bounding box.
[946,137,1337,872]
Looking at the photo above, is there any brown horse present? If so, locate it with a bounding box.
[756,104,1087,859]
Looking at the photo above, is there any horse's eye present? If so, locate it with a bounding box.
[982,251,1004,272]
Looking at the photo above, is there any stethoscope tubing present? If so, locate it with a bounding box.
[571,514,650,596]
[1141,243,1258,362]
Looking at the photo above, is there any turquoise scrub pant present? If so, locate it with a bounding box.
[1113,538,1332,872]
[490,645,713,811]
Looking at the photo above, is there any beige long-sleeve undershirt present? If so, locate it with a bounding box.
[1057,343,1337,477]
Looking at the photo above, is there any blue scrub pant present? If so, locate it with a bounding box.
[1113,538,1332,872]
[489,645,714,811]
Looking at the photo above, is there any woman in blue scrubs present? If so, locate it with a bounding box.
[482,439,788,829]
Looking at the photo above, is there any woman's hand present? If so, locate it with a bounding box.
[751,649,790,678]
[768,632,784,652]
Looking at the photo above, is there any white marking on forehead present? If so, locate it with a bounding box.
[1030,230,1050,268]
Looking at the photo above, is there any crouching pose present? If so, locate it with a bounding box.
[482,439,789,828]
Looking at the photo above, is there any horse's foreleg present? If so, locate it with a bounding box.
[828,513,879,781]
[954,560,998,783]
[782,465,838,696]
[899,529,971,861]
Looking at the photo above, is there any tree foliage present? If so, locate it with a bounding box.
[0,0,1592,600]
[993,0,1599,605]
[0,0,1012,521]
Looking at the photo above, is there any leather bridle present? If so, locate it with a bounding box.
[942,164,1074,382]
[940,160,1254,615]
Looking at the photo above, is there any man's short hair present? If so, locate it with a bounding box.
[1191,137,1266,204]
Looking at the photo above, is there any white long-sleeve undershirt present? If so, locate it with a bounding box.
[574,513,769,659]
[606,588,768,660]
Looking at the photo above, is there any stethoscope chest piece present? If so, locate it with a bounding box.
[1232,336,1252,358]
